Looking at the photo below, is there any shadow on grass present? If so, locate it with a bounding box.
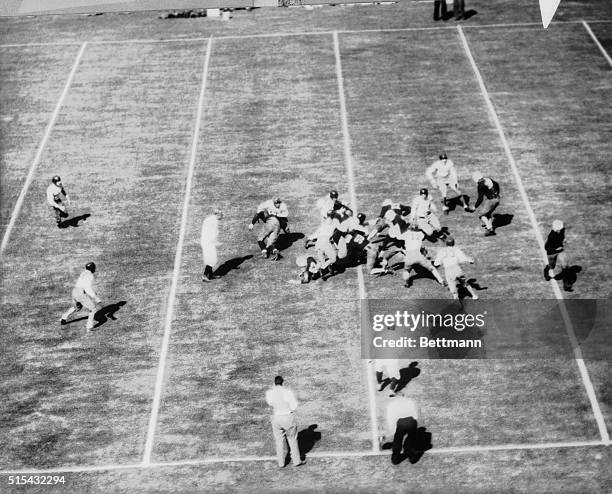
[462,9,478,20]
[93,300,127,329]
[284,424,321,464]
[492,213,513,229]
[404,265,440,287]
[395,362,421,393]
[556,265,582,291]
[276,232,305,252]
[214,255,253,277]
[59,213,91,228]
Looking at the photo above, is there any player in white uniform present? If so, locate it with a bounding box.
[434,238,478,300]
[313,211,340,279]
[46,175,70,227]
[426,153,473,214]
[315,190,340,222]
[60,262,101,331]
[399,226,445,288]
[201,209,223,281]
[249,198,289,260]
[410,188,445,239]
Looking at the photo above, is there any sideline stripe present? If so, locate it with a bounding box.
[333,30,380,453]
[457,25,610,443]
[141,36,213,466]
[2,20,612,48]
[582,20,612,67]
[1,439,608,474]
[0,42,87,258]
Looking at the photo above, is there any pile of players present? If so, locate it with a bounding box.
[246,153,501,299]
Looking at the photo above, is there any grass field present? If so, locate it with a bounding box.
[0,1,611,492]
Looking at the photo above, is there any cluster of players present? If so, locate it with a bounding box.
[50,151,573,330]
[247,153,503,300]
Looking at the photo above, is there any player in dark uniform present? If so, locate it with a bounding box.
[544,220,573,291]
[472,172,500,237]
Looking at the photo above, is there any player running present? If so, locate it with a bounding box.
[472,172,500,237]
[249,198,289,261]
[60,262,101,331]
[46,175,70,227]
[434,238,479,300]
[426,153,473,214]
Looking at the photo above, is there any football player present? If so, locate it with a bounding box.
[46,175,70,227]
[60,262,101,331]
[472,172,500,237]
[434,238,478,300]
[426,153,473,214]
[249,198,289,260]
[544,219,572,291]
[409,188,446,240]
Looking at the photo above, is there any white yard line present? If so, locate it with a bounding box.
[141,36,213,466]
[457,25,610,444]
[333,30,380,453]
[582,20,612,67]
[0,42,87,258]
[1,439,608,474]
[2,20,612,48]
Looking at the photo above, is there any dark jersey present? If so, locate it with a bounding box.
[545,229,565,255]
[475,179,500,207]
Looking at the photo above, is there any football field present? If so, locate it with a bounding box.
[0,1,611,492]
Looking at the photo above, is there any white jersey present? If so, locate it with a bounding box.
[75,270,96,299]
[316,195,336,219]
[386,397,420,436]
[401,230,425,252]
[314,218,339,248]
[201,215,220,247]
[426,158,457,184]
[338,216,359,233]
[46,183,66,208]
[434,246,472,270]
[411,195,437,220]
[257,199,288,218]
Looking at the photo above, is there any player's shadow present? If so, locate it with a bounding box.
[59,213,91,228]
[492,213,513,229]
[214,255,253,278]
[276,232,305,252]
[462,9,478,20]
[283,424,321,465]
[404,265,440,286]
[394,362,421,393]
[93,301,127,328]
[298,424,321,461]
[382,426,433,465]
[556,265,582,291]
